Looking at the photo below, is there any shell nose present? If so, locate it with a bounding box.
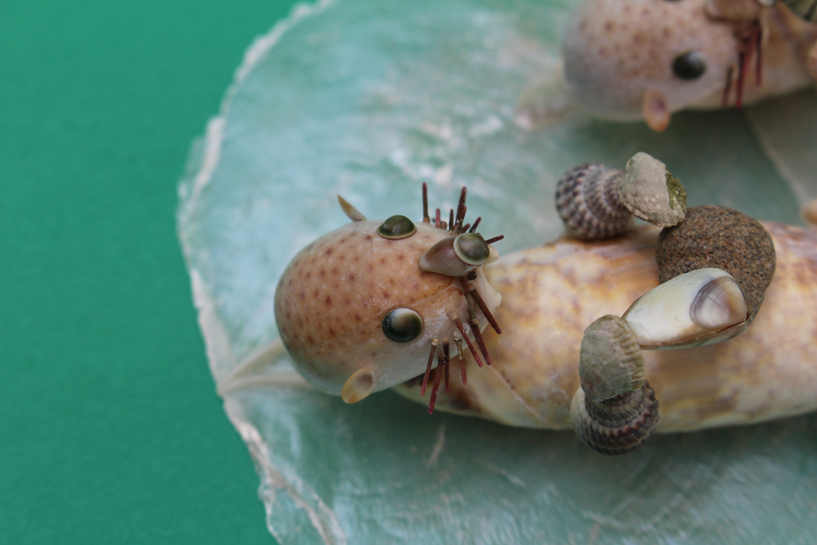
[341,368,378,404]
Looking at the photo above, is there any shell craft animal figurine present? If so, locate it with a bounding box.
[274,153,817,456]
[561,0,817,131]
[274,186,505,412]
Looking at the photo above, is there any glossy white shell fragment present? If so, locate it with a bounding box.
[623,267,748,349]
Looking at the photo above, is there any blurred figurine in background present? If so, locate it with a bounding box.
[559,0,817,131]
[270,153,817,457]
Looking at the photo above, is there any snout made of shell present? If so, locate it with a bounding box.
[556,153,687,241]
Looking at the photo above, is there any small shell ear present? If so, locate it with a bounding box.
[341,368,378,404]
[643,90,670,132]
[337,195,366,222]
[579,315,645,401]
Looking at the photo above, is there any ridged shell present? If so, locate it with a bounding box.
[555,164,631,240]
[570,381,660,456]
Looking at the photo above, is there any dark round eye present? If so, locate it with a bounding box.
[382,308,424,343]
[453,233,490,266]
[672,51,706,80]
[378,215,416,239]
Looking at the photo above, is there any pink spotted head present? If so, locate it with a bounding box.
[274,186,503,410]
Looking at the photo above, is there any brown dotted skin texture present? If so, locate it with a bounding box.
[656,205,775,323]
[561,0,816,121]
[394,223,817,432]
[274,220,465,396]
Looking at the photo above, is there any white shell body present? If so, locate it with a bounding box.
[394,222,817,432]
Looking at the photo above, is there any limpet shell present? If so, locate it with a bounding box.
[569,381,660,456]
[578,315,645,401]
[619,152,687,227]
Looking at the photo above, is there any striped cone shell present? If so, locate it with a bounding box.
[556,163,632,240]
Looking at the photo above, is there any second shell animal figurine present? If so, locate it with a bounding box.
[560,0,817,131]
[273,153,817,456]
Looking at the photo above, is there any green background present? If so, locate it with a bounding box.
[1,1,299,542]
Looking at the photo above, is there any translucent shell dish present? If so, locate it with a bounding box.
[176,0,817,543]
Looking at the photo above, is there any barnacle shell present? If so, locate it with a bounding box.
[556,153,688,241]
[570,381,660,456]
[623,268,749,348]
[656,205,776,323]
[555,163,631,240]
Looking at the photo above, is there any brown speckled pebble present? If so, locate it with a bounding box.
[656,205,776,323]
